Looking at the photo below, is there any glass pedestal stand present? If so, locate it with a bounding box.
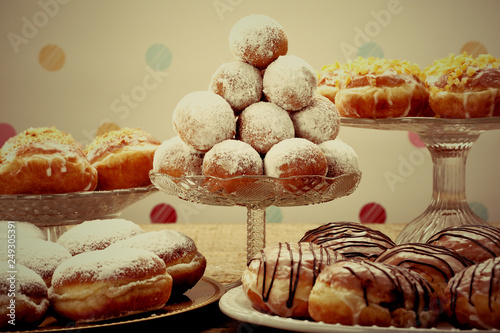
[150,172,362,263]
[341,117,500,244]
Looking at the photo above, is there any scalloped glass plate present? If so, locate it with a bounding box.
[149,172,362,208]
[0,185,157,227]
[220,286,498,333]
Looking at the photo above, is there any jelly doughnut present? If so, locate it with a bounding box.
[317,139,360,177]
[153,136,204,177]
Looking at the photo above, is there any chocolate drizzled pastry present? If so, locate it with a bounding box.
[443,257,500,329]
[308,260,440,328]
[426,224,500,264]
[300,221,395,261]
[241,242,345,318]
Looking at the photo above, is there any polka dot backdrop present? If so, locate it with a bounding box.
[1,0,499,225]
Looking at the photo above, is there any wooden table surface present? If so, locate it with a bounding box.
[86,222,499,333]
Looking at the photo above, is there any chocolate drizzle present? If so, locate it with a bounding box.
[250,242,342,309]
[300,222,396,260]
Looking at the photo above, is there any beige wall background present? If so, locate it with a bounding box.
[1,0,499,225]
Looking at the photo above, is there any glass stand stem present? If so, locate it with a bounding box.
[396,132,489,244]
[246,205,266,264]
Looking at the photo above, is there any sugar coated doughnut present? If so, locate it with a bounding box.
[309,260,440,328]
[49,248,173,323]
[0,221,46,240]
[153,136,204,177]
[172,91,236,152]
[0,127,98,194]
[84,127,161,190]
[108,230,206,295]
[444,257,500,329]
[320,57,431,118]
[56,218,145,256]
[242,242,345,318]
[263,55,318,111]
[289,94,340,144]
[236,101,295,154]
[0,238,71,288]
[264,138,328,186]
[424,53,500,118]
[317,139,360,177]
[426,224,500,264]
[376,243,474,304]
[228,14,288,69]
[299,221,395,261]
[0,263,49,329]
[209,61,263,113]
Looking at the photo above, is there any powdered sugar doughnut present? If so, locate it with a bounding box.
[318,139,360,177]
[108,230,206,295]
[49,248,172,323]
[153,136,204,177]
[289,95,340,144]
[202,139,263,193]
[209,61,263,113]
[172,91,236,152]
[0,238,71,287]
[236,101,295,154]
[263,55,318,111]
[0,263,49,329]
[0,221,45,240]
[229,14,288,69]
[56,218,145,256]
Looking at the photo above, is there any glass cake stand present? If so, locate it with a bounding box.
[150,171,361,263]
[341,117,500,244]
[0,185,158,241]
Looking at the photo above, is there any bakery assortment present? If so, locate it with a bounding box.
[154,14,359,188]
[242,242,345,318]
[0,127,98,194]
[424,52,500,118]
[84,127,161,190]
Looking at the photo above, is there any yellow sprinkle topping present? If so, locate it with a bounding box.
[424,52,499,91]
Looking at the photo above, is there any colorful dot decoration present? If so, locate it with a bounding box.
[39,44,65,71]
[266,206,283,223]
[359,202,387,223]
[0,123,17,147]
[357,42,384,58]
[145,44,173,71]
[150,203,177,223]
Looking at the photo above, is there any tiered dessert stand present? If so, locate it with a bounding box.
[341,117,500,244]
[0,185,157,241]
[150,172,361,263]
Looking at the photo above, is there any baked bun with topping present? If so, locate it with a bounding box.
[56,218,145,256]
[172,91,236,152]
[0,127,98,194]
[300,221,395,261]
[153,136,204,177]
[424,53,500,118]
[426,224,500,264]
[308,260,440,328]
[84,127,160,190]
[0,263,50,329]
[209,61,263,113]
[108,230,206,295]
[242,242,345,318]
[318,57,431,118]
[263,55,318,111]
[375,243,473,304]
[49,248,172,323]
[444,257,500,329]
[229,14,288,69]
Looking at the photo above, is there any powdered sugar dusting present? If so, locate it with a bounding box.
[56,219,145,255]
[153,136,203,176]
[318,139,360,177]
[209,61,263,112]
[203,139,263,176]
[0,221,46,240]
[237,102,295,154]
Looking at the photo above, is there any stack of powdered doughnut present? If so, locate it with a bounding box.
[0,219,206,329]
[153,14,360,189]
[242,221,500,329]
[0,126,161,194]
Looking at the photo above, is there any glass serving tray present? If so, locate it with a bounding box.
[341,116,500,244]
[150,172,362,263]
